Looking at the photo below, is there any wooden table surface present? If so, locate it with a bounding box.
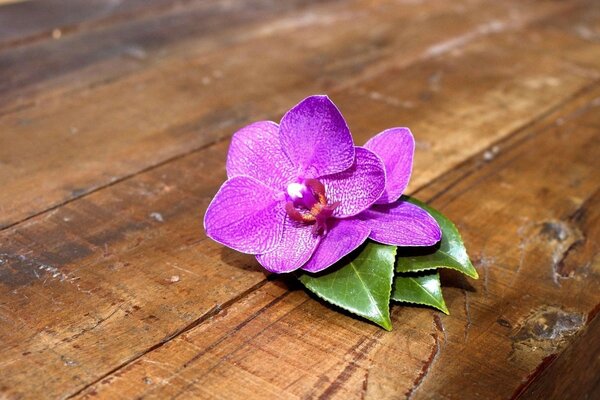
[1,0,599,399]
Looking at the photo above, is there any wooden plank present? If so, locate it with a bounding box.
[0,0,180,50]
[71,84,600,400]
[0,0,495,113]
[0,2,599,398]
[74,283,439,399]
[0,0,583,228]
[0,48,597,400]
[396,96,600,400]
[0,0,337,113]
[517,307,600,399]
[339,19,600,195]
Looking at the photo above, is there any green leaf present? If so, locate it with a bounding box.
[396,196,478,279]
[297,242,396,331]
[392,271,449,314]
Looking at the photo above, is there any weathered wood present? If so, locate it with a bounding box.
[401,91,600,400]
[0,0,588,229]
[0,0,335,110]
[0,1,599,399]
[72,84,600,400]
[518,305,600,400]
[0,0,179,50]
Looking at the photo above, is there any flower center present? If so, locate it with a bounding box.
[285,179,339,235]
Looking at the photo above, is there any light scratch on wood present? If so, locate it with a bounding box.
[464,290,472,342]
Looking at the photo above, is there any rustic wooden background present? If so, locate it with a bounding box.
[1,0,599,399]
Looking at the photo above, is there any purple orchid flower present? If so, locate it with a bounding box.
[204,95,441,273]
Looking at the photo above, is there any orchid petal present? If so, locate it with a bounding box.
[226,121,295,191]
[279,95,354,177]
[362,200,441,246]
[256,219,321,273]
[204,176,285,254]
[321,147,386,218]
[302,218,370,273]
[364,127,414,204]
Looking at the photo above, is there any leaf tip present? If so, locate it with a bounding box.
[436,297,449,315]
[379,319,393,331]
[467,265,479,279]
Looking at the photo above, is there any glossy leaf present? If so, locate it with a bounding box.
[392,271,449,314]
[396,196,478,279]
[298,242,396,330]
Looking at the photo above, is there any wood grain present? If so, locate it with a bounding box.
[0,0,590,229]
[0,0,181,50]
[73,80,600,400]
[0,0,335,110]
[518,306,600,400]
[0,0,599,399]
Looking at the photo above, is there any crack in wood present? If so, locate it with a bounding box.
[406,318,444,400]
[463,290,472,342]
[0,134,227,232]
[63,279,269,399]
[424,80,600,206]
[167,295,308,400]
[3,30,599,399]
[317,331,384,400]
[433,314,447,349]
[64,307,120,344]
[33,78,600,399]
[361,366,371,400]
[554,186,600,280]
[1,1,591,235]
[181,290,292,369]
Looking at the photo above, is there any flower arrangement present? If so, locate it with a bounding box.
[205,95,477,330]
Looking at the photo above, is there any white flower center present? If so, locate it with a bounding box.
[286,182,306,200]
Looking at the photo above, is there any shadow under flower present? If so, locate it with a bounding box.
[218,247,265,275]
[218,247,307,292]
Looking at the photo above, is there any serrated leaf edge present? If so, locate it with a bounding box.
[392,298,450,315]
[397,262,479,279]
[392,275,449,314]
[299,245,396,331]
[349,262,390,327]
[401,196,479,279]
[302,272,393,331]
